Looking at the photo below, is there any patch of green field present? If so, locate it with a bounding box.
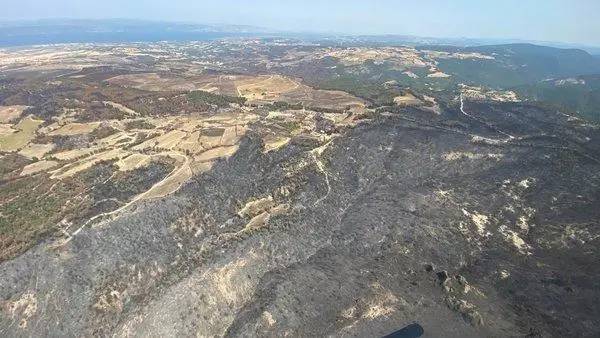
[0,116,44,152]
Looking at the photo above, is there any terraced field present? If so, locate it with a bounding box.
[0,47,369,261]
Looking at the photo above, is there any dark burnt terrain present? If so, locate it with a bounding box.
[2,40,600,337]
[1,97,599,337]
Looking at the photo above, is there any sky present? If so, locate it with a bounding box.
[2,0,600,46]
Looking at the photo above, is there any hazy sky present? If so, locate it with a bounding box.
[3,0,600,46]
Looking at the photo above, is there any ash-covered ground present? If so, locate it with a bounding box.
[1,41,600,337]
[2,99,599,337]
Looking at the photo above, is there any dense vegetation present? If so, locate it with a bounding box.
[0,159,173,261]
[426,44,600,88]
[516,76,600,121]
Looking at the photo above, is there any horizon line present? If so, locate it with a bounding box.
[0,17,599,51]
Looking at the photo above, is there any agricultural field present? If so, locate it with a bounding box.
[0,43,375,262]
[107,72,366,111]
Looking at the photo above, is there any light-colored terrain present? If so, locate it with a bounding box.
[5,102,361,217]
[459,84,520,102]
[107,73,366,111]
[423,50,496,61]
[319,47,430,68]
[0,116,44,152]
[0,105,28,123]
[18,143,55,159]
[0,43,371,219]
[393,92,422,107]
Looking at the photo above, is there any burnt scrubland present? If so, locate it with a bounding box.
[0,39,599,337]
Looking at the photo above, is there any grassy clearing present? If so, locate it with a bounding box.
[115,154,152,171]
[0,124,15,136]
[18,143,55,159]
[194,145,239,163]
[107,73,198,91]
[236,75,299,101]
[52,148,129,179]
[0,116,44,152]
[393,93,422,106]
[51,146,101,161]
[137,162,193,200]
[263,136,291,152]
[0,105,28,123]
[20,160,59,176]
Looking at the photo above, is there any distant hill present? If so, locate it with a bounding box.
[421,43,600,88]
[468,44,600,78]
[516,74,600,121]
